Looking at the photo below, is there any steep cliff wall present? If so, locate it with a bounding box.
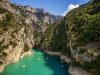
[0,0,40,72]
[11,3,62,24]
[0,11,35,72]
[42,0,100,75]
[0,0,62,72]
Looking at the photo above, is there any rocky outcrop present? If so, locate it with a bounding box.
[11,4,62,24]
[69,67,92,75]
[41,0,100,75]
[0,0,62,72]
[0,0,99,75]
[0,16,34,72]
[43,50,71,63]
[0,0,16,13]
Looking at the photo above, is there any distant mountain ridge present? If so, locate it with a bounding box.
[0,0,62,24]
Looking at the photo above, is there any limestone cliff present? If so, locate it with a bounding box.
[11,3,62,24]
[42,0,100,75]
[0,0,61,72]
[0,7,34,72]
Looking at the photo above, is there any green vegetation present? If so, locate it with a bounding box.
[0,0,99,75]
[0,31,3,35]
[0,7,8,14]
[9,41,18,47]
[0,44,9,52]
[0,13,14,29]
[0,39,9,52]
[11,34,16,38]
[83,56,100,75]
[66,1,100,46]
[0,61,3,65]
[12,29,19,34]
[5,13,14,21]
[41,0,100,74]
[43,19,71,56]
[0,39,5,45]
[24,44,30,52]
[66,1,100,74]
[33,30,43,48]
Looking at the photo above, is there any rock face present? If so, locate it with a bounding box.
[0,0,15,13]
[0,0,99,75]
[69,67,92,75]
[42,0,100,75]
[0,0,61,72]
[11,4,62,24]
[0,13,34,72]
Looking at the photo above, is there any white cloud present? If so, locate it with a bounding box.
[61,4,79,16]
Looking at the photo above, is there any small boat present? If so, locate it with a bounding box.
[46,57,48,59]
[21,65,26,68]
[61,65,64,68]
[60,61,64,62]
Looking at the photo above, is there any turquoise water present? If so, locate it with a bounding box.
[0,49,69,75]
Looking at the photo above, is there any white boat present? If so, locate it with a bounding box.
[46,57,48,59]
[21,65,26,68]
[62,65,64,68]
[60,61,64,62]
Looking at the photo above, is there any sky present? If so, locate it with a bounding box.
[10,0,89,16]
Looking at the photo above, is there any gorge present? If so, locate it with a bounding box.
[0,49,69,75]
[0,0,100,75]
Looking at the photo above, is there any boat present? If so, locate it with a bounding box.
[62,65,64,68]
[46,57,48,59]
[21,65,26,68]
[60,61,64,62]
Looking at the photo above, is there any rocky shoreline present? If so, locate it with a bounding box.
[43,50,92,75]
[43,50,71,63]
[0,51,32,73]
[69,67,92,75]
[20,51,32,59]
[0,49,93,75]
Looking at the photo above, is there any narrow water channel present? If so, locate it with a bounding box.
[0,49,69,75]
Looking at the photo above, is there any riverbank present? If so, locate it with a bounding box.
[20,51,32,59]
[69,67,92,75]
[0,51,32,73]
[0,49,69,75]
[43,50,71,63]
[42,50,92,75]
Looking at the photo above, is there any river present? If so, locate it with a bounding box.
[0,49,69,75]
